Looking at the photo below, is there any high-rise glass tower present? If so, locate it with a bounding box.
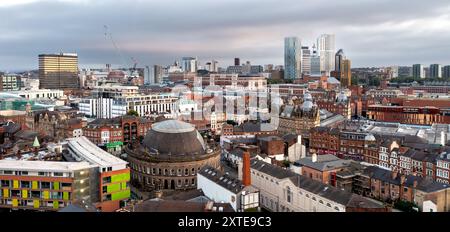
[39,53,79,89]
[317,34,336,75]
[413,64,425,79]
[284,37,302,79]
[430,64,442,78]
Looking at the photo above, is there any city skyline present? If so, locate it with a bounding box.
[1,0,450,71]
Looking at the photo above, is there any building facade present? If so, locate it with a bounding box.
[39,53,79,89]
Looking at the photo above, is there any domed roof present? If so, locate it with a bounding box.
[365,134,376,142]
[301,101,314,111]
[336,91,348,102]
[303,93,313,102]
[142,120,206,155]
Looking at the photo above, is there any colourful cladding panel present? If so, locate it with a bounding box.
[32,181,38,189]
[43,191,49,199]
[107,183,121,193]
[111,172,130,183]
[33,200,40,208]
[53,182,60,190]
[111,190,130,201]
[3,189,9,198]
[12,199,18,207]
[63,192,69,201]
[22,190,28,199]
[121,182,127,190]
[53,201,59,209]
[13,180,19,189]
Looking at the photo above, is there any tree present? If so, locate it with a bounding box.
[127,110,139,117]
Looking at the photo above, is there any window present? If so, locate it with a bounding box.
[54,172,63,177]
[286,186,292,203]
[41,182,51,189]
[334,207,340,211]
[1,180,10,187]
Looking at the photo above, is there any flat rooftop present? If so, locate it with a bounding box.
[0,160,92,173]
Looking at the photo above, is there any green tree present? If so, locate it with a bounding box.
[127,110,139,117]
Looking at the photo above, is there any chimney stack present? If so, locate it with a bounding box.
[312,153,318,163]
[242,152,251,186]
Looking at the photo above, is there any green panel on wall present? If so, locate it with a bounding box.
[107,183,121,193]
[13,180,19,189]
[111,172,130,183]
[111,190,130,201]
[33,200,40,208]
[63,192,69,201]
[53,182,60,190]
[32,181,38,190]
[3,188,9,198]
[53,201,59,209]
[22,190,28,199]
[43,191,49,199]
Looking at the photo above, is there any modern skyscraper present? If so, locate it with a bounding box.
[413,64,425,79]
[39,53,79,89]
[206,60,219,73]
[284,37,302,80]
[182,57,198,73]
[234,58,240,66]
[301,46,311,75]
[335,49,345,79]
[443,65,450,78]
[317,34,336,75]
[144,65,153,85]
[310,44,321,76]
[430,64,442,78]
[340,59,351,88]
[153,65,164,84]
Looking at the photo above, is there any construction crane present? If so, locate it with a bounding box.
[104,25,129,70]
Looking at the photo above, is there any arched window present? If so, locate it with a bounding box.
[185,168,189,176]
[327,203,331,208]
[334,207,340,211]
[286,186,292,203]
[191,168,196,175]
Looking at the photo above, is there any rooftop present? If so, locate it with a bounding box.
[294,155,353,172]
[0,160,92,172]
[67,136,127,168]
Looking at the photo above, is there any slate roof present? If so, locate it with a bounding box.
[251,159,296,179]
[364,166,449,193]
[199,166,253,194]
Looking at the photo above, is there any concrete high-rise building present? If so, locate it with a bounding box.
[284,37,302,80]
[144,66,153,85]
[234,58,240,66]
[310,45,321,76]
[182,57,198,73]
[413,64,425,79]
[301,46,311,75]
[205,60,219,73]
[153,65,164,84]
[443,65,450,78]
[340,59,351,88]
[317,34,335,75]
[39,53,79,89]
[334,49,345,79]
[430,64,442,78]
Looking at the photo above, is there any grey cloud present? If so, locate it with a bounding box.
[1,0,450,70]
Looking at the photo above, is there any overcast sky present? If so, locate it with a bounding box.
[1,0,450,71]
